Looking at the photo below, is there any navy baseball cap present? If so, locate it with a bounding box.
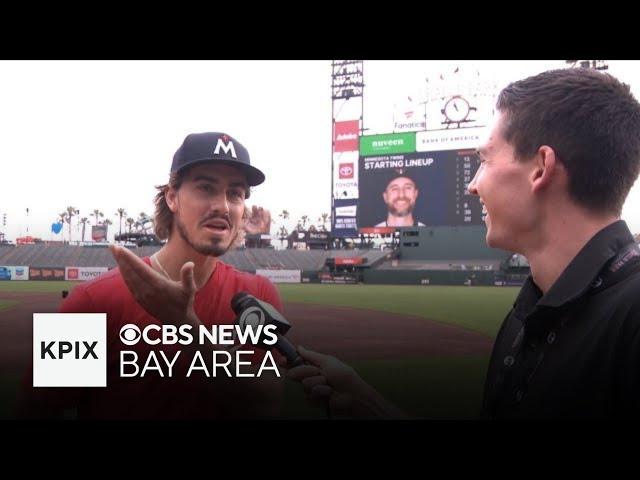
[384,168,418,188]
[171,132,266,186]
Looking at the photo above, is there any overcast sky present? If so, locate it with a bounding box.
[1,60,639,242]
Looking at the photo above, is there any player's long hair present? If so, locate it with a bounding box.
[154,171,183,241]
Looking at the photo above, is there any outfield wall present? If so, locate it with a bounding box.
[364,269,498,286]
[3,265,524,287]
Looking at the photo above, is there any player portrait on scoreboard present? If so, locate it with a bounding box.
[375,169,425,227]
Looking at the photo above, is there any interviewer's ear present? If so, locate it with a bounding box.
[531,145,559,193]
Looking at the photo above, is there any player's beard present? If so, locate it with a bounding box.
[175,213,238,257]
[388,199,414,217]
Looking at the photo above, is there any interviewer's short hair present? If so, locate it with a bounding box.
[497,68,640,215]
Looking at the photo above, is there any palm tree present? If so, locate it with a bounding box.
[103,219,113,241]
[300,215,309,229]
[65,206,78,242]
[116,208,127,237]
[57,212,67,239]
[279,210,290,221]
[125,217,135,234]
[137,212,151,233]
[80,217,90,242]
[278,225,288,249]
[91,209,104,227]
[146,215,156,235]
[319,212,330,231]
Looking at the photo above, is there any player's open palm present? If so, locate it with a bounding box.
[110,245,200,328]
[244,206,272,235]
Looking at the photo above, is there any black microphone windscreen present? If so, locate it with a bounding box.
[231,291,251,313]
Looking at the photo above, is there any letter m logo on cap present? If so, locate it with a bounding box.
[213,136,237,159]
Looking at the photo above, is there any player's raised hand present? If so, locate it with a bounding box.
[109,244,201,328]
[244,205,272,235]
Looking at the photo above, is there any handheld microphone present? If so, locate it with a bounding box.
[231,292,304,368]
[232,292,333,419]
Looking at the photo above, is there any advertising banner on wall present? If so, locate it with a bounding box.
[393,96,426,132]
[14,266,29,280]
[359,132,416,157]
[332,198,359,238]
[0,266,30,280]
[65,267,109,281]
[29,267,66,281]
[333,151,359,200]
[256,269,301,283]
[333,120,360,152]
[416,127,485,152]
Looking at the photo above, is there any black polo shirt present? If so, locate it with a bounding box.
[483,220,640,419]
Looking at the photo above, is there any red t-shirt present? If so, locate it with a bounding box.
[21,258,284,419]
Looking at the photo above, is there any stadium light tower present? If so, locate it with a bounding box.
[331,60,364,240]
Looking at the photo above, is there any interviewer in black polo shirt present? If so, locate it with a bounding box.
[288,68,640,419]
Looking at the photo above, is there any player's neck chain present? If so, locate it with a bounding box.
[151,253,172,280]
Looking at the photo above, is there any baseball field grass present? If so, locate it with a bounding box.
[0,281,519,337]
[0,281,78,293]
[279,284,518,418]
[277,284,518,338]
[0,300,17,311]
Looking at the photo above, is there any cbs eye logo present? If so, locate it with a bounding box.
[119,324,141,345]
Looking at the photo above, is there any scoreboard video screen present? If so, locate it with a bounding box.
[332,127,487,236]
[358,149,484,228]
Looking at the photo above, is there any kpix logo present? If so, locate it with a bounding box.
[41,340,98,359]
[33,313,106,387]
[339,163,354,179]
